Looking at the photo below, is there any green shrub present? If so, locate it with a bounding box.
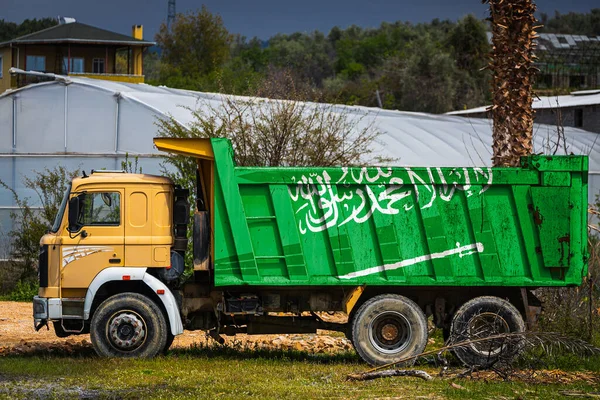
[1,279,38,302]
[0,166,78,290]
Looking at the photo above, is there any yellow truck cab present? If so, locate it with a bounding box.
[34,171,185,356]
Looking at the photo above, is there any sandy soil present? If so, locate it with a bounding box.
[0,301,352,355]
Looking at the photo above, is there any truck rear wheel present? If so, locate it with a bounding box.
[449,296,525,367]
[351,294,428,366]
[90,293,168,358]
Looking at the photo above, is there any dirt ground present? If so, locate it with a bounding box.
[0,301,353,356]
[2,301,600,389]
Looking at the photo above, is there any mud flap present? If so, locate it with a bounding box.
[193,211,210,271]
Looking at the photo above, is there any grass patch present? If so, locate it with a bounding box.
[516,349,600,372]
[1,343,599,399]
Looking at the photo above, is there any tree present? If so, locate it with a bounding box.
[267,31,334,86]
[156,71,385,195]
[447,15,491,110]
[143,50,162,83]
[0,166,79,283]
[447,15,489,73]
[152,12,494,114]
[485,0,538,167]
[539,9,600,36]
[155,6,233,85]
[0,18,57,42]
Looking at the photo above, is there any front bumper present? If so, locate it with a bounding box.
[33,296,63,327]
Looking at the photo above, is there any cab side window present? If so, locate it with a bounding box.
[80,192,120,226]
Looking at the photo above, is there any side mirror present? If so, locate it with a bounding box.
[68,197,80,232]
[101,193,112,207]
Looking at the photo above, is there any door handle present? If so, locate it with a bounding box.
[109,258,121,264]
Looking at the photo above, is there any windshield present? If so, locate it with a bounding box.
[51,184,71,233]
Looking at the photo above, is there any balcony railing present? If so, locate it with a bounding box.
[12,71,145,88]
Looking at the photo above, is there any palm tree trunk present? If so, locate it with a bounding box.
[486,0,538,167]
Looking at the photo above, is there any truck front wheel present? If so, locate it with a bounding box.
[351,294,428,366]
[90,293,168,358]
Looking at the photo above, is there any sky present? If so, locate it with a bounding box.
[1,0,598,41]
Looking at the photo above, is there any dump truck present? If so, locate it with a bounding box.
[32,138,589,366]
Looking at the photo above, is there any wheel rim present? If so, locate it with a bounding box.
[467,312,509,356]
[106,310,147,352]
[368,311,412,354]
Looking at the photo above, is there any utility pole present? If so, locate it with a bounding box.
[167,0,176,30]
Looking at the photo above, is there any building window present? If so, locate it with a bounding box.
[0,55,3,78]
[26,55,46,72]
[92,58,105,74]
[62,57,84,74]
[574,109,583,128]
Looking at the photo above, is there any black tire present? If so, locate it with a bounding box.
[351,294,428,366]
[449,296,525,367]
[90,292,168,358]
[163,332,175,355]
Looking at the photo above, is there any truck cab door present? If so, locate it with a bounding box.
[60,190,125,290]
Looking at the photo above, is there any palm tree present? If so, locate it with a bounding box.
[485,0,538,167]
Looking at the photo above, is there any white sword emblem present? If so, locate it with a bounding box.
[338,242,484,280]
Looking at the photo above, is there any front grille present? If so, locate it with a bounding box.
[38,245,48,288]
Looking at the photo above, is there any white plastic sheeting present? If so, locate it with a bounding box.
[1,77,599,252]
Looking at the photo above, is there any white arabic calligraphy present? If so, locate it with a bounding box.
[288,166,492,235]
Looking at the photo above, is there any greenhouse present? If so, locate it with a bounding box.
[1,74,599,252]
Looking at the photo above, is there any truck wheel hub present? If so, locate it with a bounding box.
[381,324,399,341]
[369,311,412,354]
[108,312,146,351]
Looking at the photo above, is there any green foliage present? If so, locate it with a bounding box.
[151,8,599,113]
[1,351,599,399]
[156,70,384,187]
[121,153,142,174]
[539,9,600,35]
[535,235,600,347]
[517,347,600,372]
[142,51,161,84]
[156,82,383,189]
[153,10,493,113]
[0,280,38,302]
[0,17,57,42]
[267,31,334,85]
[155,6,233,85]
[377,37,459,113]
[447,15,489,72]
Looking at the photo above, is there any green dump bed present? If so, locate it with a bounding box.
[211,139,588,287]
